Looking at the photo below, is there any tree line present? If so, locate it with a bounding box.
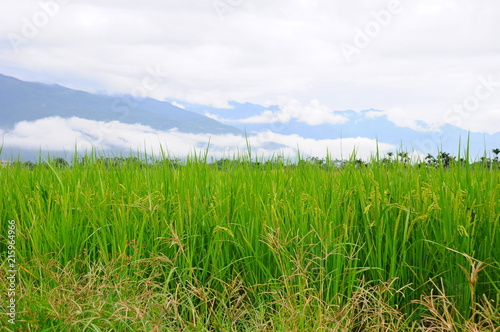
[9,148,500,170]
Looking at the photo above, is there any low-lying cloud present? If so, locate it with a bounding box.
[1,116,396,160]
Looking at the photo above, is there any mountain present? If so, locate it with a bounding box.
[171,100,500,158]
[0,73,242,135]
[1,73,498,161]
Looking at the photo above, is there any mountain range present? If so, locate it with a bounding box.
[1,73,499,161]
[172,100,500,159]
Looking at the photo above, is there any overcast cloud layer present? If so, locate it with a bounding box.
[1,0,499,146]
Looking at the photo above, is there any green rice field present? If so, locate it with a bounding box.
[1,151,499,331]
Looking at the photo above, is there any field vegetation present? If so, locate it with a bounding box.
[1,148,499,331]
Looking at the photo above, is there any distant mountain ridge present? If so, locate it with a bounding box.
[1,73,498,161]
[0,73,242,135]
[173,100,500,157]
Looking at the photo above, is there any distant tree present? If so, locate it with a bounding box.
[437,152,455,167]
[264,156,285,170]
[214,158,233,170]
[23,161,35,169]
[355,159,366,168]
[53,157,69,168]
[425,153,436,165]
[307,157,324,166]
[493,148,500,161]
[157,158,180,169]
[398,152,409,164]
[483,156,494,168]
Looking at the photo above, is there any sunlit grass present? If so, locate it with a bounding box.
[0,150,499,331]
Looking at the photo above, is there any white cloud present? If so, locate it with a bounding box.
[237,110,292,124]
[171,101,186,109]
[203,113,232,122]
[248,131,395,160]
[364,110,385,119]
[0,0,499,133]
[211,99,349,126]
[278,99,349,125]
[1,117,396,160]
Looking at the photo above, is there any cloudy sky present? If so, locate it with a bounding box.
[1,0,500,158]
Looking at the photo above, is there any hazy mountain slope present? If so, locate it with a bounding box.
[177,100,500,156]
[0,74,242,135]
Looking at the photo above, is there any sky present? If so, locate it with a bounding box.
[1,0,500,159]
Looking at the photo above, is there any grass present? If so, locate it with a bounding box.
[1,151,499,331]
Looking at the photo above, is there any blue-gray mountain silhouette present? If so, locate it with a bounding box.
[0,73,241,135]
[175,100,500,158]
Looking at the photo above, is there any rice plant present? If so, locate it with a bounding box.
[0,149,499,331]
